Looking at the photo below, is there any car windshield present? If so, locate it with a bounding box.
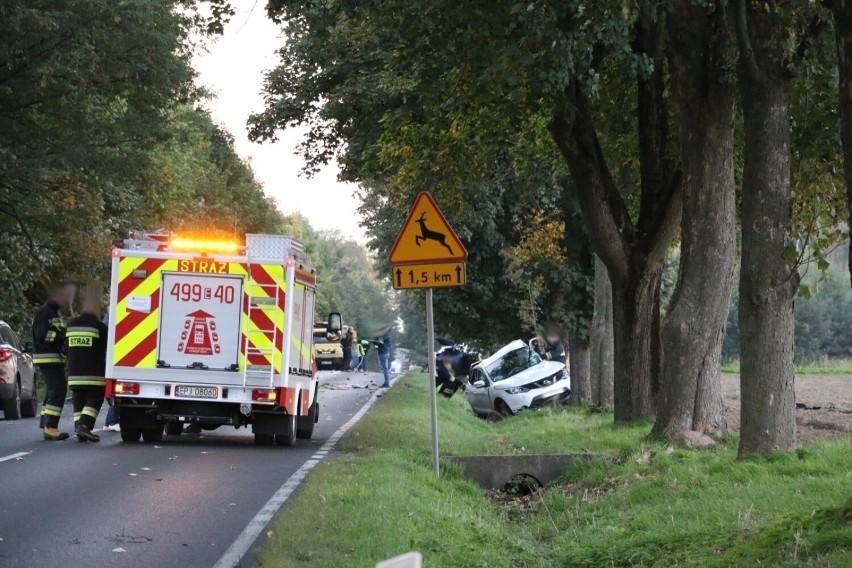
[484,346,541,382]
[313,332,330,344]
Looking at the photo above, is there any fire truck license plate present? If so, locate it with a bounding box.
[174,386,219,399]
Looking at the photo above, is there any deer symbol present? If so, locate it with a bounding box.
[415,212,454,255]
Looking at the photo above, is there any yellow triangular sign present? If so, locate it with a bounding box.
[388,192,467,265]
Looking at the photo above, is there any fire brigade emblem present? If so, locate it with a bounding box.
[179,310,222,355]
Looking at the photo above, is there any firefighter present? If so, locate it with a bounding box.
[66,291,108,442]
[32,281,76,440]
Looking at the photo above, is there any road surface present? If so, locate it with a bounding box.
[0,371,386,568]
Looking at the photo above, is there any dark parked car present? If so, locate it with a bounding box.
[0,321,38,420]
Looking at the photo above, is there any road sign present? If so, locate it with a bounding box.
[392,262,465,290]
[388,192,468,265]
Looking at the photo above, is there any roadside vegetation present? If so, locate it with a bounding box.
[260,375,852,567]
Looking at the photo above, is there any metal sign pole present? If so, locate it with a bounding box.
[425,288,440,477]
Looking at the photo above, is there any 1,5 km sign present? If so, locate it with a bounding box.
[393,262,465,290]
[387,192,467,478]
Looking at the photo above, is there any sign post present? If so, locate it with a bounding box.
[425,288,439,476]
[388,192,467,477]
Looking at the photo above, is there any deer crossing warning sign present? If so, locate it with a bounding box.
[388,192,468,265]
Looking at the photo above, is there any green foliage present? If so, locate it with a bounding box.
[251,0,609,347]
[260,374,852,567]
[0,0,200,329]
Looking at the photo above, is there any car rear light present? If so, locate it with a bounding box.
[0,348,11,362]
[252,389,276,402]
[114,381,140,395]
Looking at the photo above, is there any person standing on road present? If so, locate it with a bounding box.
[373,326,393,388]
[354,339,367,372]
[101,312,120,432]
[66,291,108,442]
[341,328,353,371]
[32,281,76,440]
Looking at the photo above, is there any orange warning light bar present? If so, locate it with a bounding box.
[170,237,241,254]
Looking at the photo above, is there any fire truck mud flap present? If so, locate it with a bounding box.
[252,410,297,436]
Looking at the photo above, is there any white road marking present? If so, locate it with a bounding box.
[0,451,32,463]
[212,383,389,568]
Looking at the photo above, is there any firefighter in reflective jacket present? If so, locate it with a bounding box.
[66,292,108,442]
[31,281,76,440]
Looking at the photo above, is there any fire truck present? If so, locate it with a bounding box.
[105,232,339,446]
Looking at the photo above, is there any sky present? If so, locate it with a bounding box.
[192,3,365,240]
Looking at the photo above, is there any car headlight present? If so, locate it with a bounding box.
[505,386,530,394]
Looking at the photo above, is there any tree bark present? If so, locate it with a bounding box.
[653,1,735,437]
[735,0,797,455]
[568,336,591,405]
[829,1,852,288]
[590,256,614,409]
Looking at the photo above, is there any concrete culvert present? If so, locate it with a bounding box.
[503,473,542,496]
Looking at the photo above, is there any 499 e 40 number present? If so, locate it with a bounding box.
[169,282,236,304]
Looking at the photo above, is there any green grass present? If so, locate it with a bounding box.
[259,374,852,567]
[721,360,852,374]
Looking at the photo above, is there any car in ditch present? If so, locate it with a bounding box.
[465,339,570,417]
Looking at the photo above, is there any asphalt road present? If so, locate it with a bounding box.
[0,371,387,568]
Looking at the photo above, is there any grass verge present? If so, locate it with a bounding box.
[259,374,852,567]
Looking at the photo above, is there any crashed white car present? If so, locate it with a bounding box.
[466,339,570,417]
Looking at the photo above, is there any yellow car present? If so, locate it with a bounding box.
[313,323,343,370]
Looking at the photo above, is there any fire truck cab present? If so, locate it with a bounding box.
[105,232,336,446]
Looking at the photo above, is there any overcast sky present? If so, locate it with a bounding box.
[192,3,364,240]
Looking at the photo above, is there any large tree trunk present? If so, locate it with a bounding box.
[568,336,591,405]
[609,267,663,420]
[830,2,852,287]
[590,256,614,409]
[735,0,797,455]
[653,2,735,437]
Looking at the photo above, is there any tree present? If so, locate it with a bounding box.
[252,0,685,420]
[652,1,736,436]
[735,0,802,455]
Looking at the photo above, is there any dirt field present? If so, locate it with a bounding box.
[722,374,852,444]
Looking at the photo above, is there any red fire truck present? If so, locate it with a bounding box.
[105,232,338,446]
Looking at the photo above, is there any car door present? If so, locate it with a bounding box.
[465,367,493,414]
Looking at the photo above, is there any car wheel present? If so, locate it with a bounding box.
[495,399,513,418]
[275,414,297,446]
[164,422,184,436]
[121,428,142,442]
[296,402,317,439]
[142,423,164,443]
[3,381,22,420]
[20,378,37,418]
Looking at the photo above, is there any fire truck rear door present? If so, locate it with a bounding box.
[157,272,243,370]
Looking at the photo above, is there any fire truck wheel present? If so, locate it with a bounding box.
[164,422,184,436]
[296,402,317,439]
[142,424,164,443]
[121,428,142,442]
[275,414,297,447]
[254,433,274,446]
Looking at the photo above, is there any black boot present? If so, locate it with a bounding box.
[75,425,100,442]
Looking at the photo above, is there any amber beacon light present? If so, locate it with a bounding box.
[170,237,241,254]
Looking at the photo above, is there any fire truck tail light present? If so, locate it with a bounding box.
[170,237,240,254]
[251,389,276,402]
[114,381,140,395]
